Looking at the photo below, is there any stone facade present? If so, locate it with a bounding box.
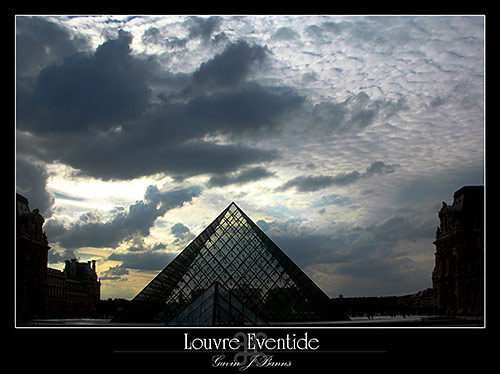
[16,193,101,320]
[46,259,101,317]
[432,186,484,316]
[16,193,50,320]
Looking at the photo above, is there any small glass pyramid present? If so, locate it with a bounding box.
[168,281,267,326]
[114,202,343,324]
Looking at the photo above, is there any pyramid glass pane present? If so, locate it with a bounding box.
[114,203,342,323]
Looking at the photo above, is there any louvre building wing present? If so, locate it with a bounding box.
[113,202,344,324]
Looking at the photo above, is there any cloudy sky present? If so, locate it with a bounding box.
[16,15,484,300]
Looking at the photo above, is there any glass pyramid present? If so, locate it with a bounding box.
[114,202,342,324]
[168,282,267,326]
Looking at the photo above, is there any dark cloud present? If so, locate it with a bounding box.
[17,24,299,181]
[144,185,202,209]
[171,222,190,236]
[190,40,268,92]
[256,219,271,232]
[430,96,446,108]
[45,185,202,249]
[142,26,188,49]
[309,92,407,135]
[174,84,304,140]
[48,248,79,265]
[15,156,55,217]
[329,171,362,186]
[254,218,360,269]
[141,17,224,51]
[100,264,129,280]
[21,132,279,181]
[171,222,195,245]
[363,161,401,178]
[278,161,400,192]
[260,209,436,296]
[394,164,484,207]
[163,142,279,179]
[207,166,275,187]
[325,213,435,292]
[123,236,167,253]
[270,27,299,41]
[279,174,347,192]
[188,16,223,43]
[317,194,352,207]
[141,26,162,45]
[321,21,346,35]
[108,251,175,271]
[17,30,153,135]
[16,16,89,79]
[305,25,324,40]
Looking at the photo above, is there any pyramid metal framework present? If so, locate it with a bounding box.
[114,202,338,324]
